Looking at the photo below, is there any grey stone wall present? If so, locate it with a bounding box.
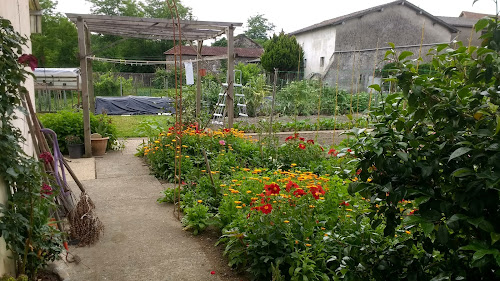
[324,3,454,91]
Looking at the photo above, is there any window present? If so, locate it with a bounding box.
[320,57,325,67]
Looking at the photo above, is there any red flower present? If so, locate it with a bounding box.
[339,201,350,206]
[320,146,324,151]
[293,188,306,197]
[328,149,339,156]
[307,139,314,144]
[39,152,53,165]
[285,180,298,192]
[299,137,305,141]
[259,204,273,214]
[347,148,352,153]
[310,185,325,199]
[41,183,53,198]
[18,54,38,71]
[264,183,280,196]
[210,270,215,275]
[409,209,418,216]
[223,128,230,133]
[285,136,293,141]
[298,143,306,150]
[356,169,362,175]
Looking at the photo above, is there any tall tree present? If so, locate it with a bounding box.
[260,31,303,73]
[244,14,275,42]
[31,0,79,67]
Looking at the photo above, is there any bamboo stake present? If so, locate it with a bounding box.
[349,52,357,129]
[333,56,340,146]
[416,19,426,72]
[316,78,322,141]
[202,150,216,196]
[269,68,278,138]
[368,39,380,112]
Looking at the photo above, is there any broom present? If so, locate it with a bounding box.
[23,92,103,246]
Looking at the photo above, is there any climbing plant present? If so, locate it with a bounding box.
[348,15,500,280]
[0,18,63,279]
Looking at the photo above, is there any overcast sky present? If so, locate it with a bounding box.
[56,0,497,34]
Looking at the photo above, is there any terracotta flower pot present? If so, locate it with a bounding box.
[91,137,109,156]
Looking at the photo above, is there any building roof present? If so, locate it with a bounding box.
[459,11,493,19]
[290,0,458,35]
[437,16,478,28]
[164,45,263,58]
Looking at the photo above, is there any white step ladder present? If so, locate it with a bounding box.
[211,70,248,126]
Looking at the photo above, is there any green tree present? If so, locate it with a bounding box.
[260,31,303,73]
[244,14,275,42]
[85,0,192,73]
[212,37,227,47]
[31,0,79,67]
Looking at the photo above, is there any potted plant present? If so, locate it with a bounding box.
[65,135,84,159]
[90,132,109,156]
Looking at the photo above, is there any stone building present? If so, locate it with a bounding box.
[290,0,484,91]
[439,11,492,47]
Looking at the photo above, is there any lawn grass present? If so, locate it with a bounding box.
[109,115,173,138]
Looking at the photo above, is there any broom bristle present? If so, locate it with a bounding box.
[69,192,104,246]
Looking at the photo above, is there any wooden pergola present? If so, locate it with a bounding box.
[66,13,242,157]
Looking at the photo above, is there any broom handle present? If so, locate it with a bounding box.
[61,158,87,193]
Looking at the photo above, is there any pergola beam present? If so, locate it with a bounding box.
[76,17,92,157]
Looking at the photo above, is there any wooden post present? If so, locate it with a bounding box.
[196,40,203,118]
[226,25,235,128]
[85,26,95,113]
[269,68,277,137]
[77,17,92,157]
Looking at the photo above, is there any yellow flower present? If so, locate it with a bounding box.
[220,184,227,187]
[346,215,351,218]
[185,156,190,158]
[171,139,176,142]
[284,220,290,223]
[324,233,329,237]
[352,177,358,182]
[223,194,228,196]
[235,206,242,209]
[234,201,242,204]
[201,170,206,173]
[321,227,326,230]
[319,197,325,200]
[405,230,411,235]
[346,209,353,212]
[291,163,297,167]
[232,179,238,183]
[246,190,252,194]
[197,200,203,203]
[305,243,312,247]
[154,140,160,143]
[367,178,373,182]
[242,204,246,207]
[309,205,315,208]
[295,240,299,244]
[182,145,188,148]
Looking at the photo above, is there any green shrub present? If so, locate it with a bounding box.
[181,203,212,235]
[39,111,118,152]
[349,18,500,280]
[93,72,133,96]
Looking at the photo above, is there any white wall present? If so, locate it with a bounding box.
[0,0,37,276]
[295,26,336,78]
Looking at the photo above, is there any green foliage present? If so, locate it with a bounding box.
[0,275,28,281]
[39,111,118,152]
[31,0,79,67]
[93,72,133,96]
[212,37,227,47]
[235,62,263,86]
[181,203,212,235]
[157,188,180,204]
[348,17,500,280]
[244,74,271,117]
[261,32,304,73]
[244,14,275,41]
[0,18,63,279]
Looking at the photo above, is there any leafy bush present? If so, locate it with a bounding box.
[261,31,304,73]
[348,18,500,280]
[39,111,118,152]
[235,62,263,85]
[93,71,133,96]
[181,203,212,235]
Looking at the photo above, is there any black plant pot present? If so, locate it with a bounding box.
[67,143,84,159]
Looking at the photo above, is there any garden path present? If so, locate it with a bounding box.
[65,139,223,281]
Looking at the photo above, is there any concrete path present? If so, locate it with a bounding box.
[66,139,222,281]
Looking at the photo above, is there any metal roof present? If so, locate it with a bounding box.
[290,0,458,35]
[66,13,243,41]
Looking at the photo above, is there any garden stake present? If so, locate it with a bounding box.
[349,52,357,129]
[316,77,322,141]
[269,68,277,138]
[368,39,380,113]
[333,56,340,146]
[202,150,216,196]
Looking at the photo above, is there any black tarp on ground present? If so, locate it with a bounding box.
[95,96,175,115]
